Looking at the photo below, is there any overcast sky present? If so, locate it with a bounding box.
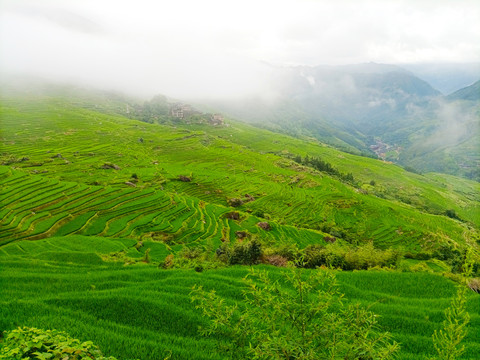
[1,0,479,98]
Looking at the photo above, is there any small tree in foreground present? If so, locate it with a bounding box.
[432,250,474,360]
[191,267,399,359]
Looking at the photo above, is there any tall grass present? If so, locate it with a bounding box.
[1,239,479,359]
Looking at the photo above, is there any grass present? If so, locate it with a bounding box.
[1,94,479,255]
[1,238,479,359]
[1,88,479,359]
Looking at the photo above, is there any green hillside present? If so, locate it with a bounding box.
[206,64,480,181]
[1,237,479,360]
[1,93,479,253]
[1,89,480,359]
[448,80,480,102]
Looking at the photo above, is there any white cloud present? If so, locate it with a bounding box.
[0,0,479,97]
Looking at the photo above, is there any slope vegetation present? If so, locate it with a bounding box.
[1,238,479,360]
[1,88,480,360]
[1,93,479,255]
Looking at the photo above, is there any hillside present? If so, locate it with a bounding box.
[1,92,479,252]
[205,63,441,146]
[1,87,480,359]
[203,63,480,180]
[397,81,480,180]
[448,80,480,102]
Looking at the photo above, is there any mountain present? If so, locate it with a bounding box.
[447,80,480,101]
[209,63,442,133]
[1,84,480,360]
[203,63,437,155]
[399,81,480,180]
[401,62,480,94]
[204,63,479,180]
[270,63,441,135]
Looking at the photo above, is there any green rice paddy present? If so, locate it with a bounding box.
[1,237,479,359]
[1,95,478,253]
[1,90,479,359]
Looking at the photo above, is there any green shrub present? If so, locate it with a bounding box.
[303,243,351,269]
[405,251,433,260]
[302,242,401,270]
[433,243,461,262]
[343,243,401,270]
[410,262,433,273]
[227,198,243,207]
[252,209,265,218]
[191,267,399,359]
[0,327,117,360]
[302,244,328,268]
[229,239,262,265]
[179,246,204,260]
[265,243,301,262]
[445,209,460,220]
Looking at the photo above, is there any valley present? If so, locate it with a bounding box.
[1,1,479,358]
[205,64,480,181]
[0,85,479,359]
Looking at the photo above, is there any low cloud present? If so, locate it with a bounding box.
[1,0,479,99]
[416,99,477,151]
[11,5,105,35]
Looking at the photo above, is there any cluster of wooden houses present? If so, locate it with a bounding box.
[169,103,224,126]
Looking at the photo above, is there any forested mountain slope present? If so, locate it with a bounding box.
[203,63,480,180]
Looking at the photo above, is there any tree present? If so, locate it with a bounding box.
[191,266,399,359]
[431,250,474,360]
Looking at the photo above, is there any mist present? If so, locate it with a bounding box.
[421,100,478,148]
[1,0,479,100]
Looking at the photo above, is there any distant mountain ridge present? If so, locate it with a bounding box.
[272,63,441,129]
[447,80,480,101]
[204,63,479,180]
[401,62,480,94]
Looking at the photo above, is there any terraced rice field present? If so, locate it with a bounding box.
[1,95,478,254]
[0,165,329,254]
[1,159,475,255]
[1,91,479,359]
[1,237,479,360]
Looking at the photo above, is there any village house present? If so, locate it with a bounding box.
[169,103,196,119]
[209,113,224,126]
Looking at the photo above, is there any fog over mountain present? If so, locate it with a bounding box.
[198,62,479,179]
[2,2,480,359]
[401,63,480,94]
[1,0,479,99]
[1,0,479,180]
